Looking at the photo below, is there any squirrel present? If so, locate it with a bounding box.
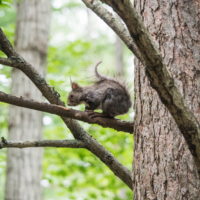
[67,62,132,118]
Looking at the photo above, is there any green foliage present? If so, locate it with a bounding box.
[0,0,13,7]
[43,121,133,200]
[0,2,15,39]
[0,0,133,199]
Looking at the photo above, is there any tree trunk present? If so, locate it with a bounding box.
[133,0,200,199]
[5,1,50,200]
[114,35,124,77]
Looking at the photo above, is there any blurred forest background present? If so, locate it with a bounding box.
[0,0,133,199]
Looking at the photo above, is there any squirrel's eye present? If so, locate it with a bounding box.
[70,94,74,98]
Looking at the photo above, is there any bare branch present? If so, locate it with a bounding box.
[0,138,85,149]
[0,91,133,133]
[82,0,143,61]
[98,0,200,173]
[0,29,17,57]
[0,28,132,189]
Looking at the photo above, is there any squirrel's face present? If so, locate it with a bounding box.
[67,82,83,106]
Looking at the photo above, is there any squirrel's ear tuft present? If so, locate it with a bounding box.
[71,82,81,90]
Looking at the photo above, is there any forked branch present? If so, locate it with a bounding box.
[0,28,132,189]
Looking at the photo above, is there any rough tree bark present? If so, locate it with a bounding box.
[5,1,51,200]
[134,0,200,199]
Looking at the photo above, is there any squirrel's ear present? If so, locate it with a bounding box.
[71,82,81,90]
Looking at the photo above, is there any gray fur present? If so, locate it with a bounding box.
[67,63,132,117]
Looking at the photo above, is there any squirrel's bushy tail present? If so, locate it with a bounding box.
[94,61,107,80]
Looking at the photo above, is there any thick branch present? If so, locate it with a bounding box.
[0,138,85,149]
[0,57,13,65]
[82,0,143,61]
[0,91,133,133]
[0,28,132,189]
[99,0,200,173]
